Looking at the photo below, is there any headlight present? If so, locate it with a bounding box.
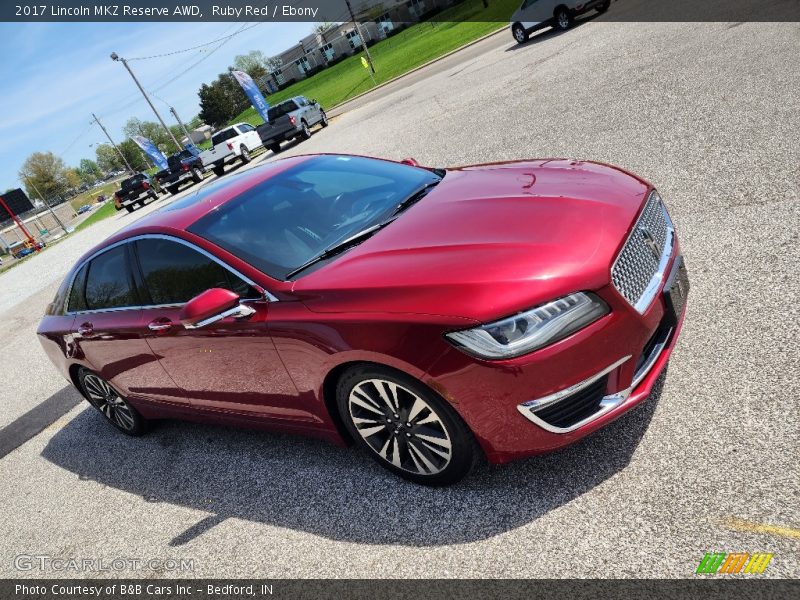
[445,292,609,360]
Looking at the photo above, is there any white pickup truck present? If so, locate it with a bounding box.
[203,123,263,177]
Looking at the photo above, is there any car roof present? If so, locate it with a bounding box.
[76,155,314,263]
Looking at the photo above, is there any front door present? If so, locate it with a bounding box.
[131,236,303,422]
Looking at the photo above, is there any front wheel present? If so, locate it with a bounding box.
[336,366,479,486]
[597,0,610,13]
[512,23,528,44]
[554,7,573,30]
[79,369,148,436]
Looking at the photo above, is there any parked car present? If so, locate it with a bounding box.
[257,96,328,154]
[38,154,688,486]
[511,0,610,43]
[155,148,206,195]
[204,123,263,177]
[10,239,45,259]
[113,173,160,213]
[77,204,93,214]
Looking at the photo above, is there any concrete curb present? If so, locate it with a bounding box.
[328,25,508,117]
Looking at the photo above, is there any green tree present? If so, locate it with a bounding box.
[18,151,70,200]
[198,81,234,127]
[123,118,181,155]
[95,144,123,173]
[232,50,270,80]
[77,158,102,184]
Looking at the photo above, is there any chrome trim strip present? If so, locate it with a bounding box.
[64,233,278,315]
[183,303,256,329]
[611,193,675,314]
[517,326,673,434]
[519,356,631,413]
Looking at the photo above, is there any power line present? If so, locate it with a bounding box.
[126,23,262,61]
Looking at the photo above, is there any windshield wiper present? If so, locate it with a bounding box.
[285,221,393,279]
[391,180,441,216]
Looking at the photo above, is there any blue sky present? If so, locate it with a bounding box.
[0,21,313,190]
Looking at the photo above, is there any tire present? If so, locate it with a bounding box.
[320,111,329,127]
[125,205,135,213]
[191,167,202,183]
[168,185,179,195]
[149,191,158,201]
[78,369,148,436]
[554,6,573,30]
[300,120,311,140]
[512,23,528,44]
[240,146,251,164]
[597,0,610,13]
[270,143,281,154]
[336,366,479,486]
[213,165,225,177]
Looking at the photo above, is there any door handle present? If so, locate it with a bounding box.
[148,319,173,332]
[77,323,94,337]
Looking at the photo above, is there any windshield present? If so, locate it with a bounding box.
[187,155,442,280]
[267,101,299,121]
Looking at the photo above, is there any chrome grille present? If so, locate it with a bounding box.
[611,191,674,312]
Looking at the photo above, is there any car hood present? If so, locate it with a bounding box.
[292,160,650,322]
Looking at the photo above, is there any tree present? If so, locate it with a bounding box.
[77,158,102,184]
[232,50,269,80]
[64,169,82,190]
[198,82,233,128]
[123,118,181,155]
[118,140,148,172]
[95,144,123,173]
[18,151,70,200]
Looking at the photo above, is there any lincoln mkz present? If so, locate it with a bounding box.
[38,155,689,485]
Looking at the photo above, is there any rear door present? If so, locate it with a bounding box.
[71,243,180,406]
[131,236,300,420]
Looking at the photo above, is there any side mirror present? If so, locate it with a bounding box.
[179,288,255,329]
[400,157,419,167]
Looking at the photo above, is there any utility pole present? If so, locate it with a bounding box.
[91,113,135,173]
[344,0,375,74]
[110,52,184,152]
[25,177,69,234]
[169,106,193,146]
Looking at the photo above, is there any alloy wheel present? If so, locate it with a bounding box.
[83,374,136,431]
[513,25,526,43]
[348,378,452,475]
[557,10,570,29]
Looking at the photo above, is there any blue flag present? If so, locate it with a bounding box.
[232,70,270,123]
[132,135,168,170]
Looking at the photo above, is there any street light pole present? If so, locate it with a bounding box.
[345,0,375,74]
[169,106,193,146]
[110,52,184,152]
[91,113,134,173]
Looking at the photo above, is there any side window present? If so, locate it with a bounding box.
[135,238,260,305]
[67,264,89,312]
[84,246,138,310]
[239,124,254,133]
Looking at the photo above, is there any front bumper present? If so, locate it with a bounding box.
[425,248,688,464]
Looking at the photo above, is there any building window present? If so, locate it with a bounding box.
[375,13,394,35]
[320,43,335,62]
[345,29,362,49]
[406,0,426,19]
[272,68,285,85]
[295,56,311,75]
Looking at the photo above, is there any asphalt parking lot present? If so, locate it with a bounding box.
[0,20,798,578]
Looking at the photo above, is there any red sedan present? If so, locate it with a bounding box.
[38,154,689,485]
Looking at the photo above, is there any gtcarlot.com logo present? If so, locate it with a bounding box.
[14,554,195,573]
[696,552,773,574]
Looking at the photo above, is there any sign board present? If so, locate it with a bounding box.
[0,188,34,216]
[361,56,369,69]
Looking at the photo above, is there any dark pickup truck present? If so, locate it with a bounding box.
[114,173,160,213]
[256,96,328,154]
[155,148,206,195]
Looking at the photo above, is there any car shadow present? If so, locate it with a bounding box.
[505,11,602,52]
[40,371,666,547]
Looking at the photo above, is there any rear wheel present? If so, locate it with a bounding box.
[270,143,281,154]
[191,167,202,183]
[149,190,158,201]
[597,0,610,13]
[168,185,179,195]
[125,205,135,213]
[554,6,573,30]
[512,23,528,44]
[320,111,329,127]
[300,120,311,140]
[79,369,148,436]
[336,366,479,486]
[240,146,251,164]
[213,165,225,177]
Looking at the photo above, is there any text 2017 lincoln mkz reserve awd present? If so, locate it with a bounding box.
[38,154,689,485]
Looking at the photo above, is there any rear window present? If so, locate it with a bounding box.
[121,175,145,189]
[267,101,299,121]
[211,128,237,146]
[66,264,89,312]
[84,246,138,310]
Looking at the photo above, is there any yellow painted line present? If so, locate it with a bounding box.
[723,517,800,539]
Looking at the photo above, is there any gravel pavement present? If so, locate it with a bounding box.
[0,20,798,578]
